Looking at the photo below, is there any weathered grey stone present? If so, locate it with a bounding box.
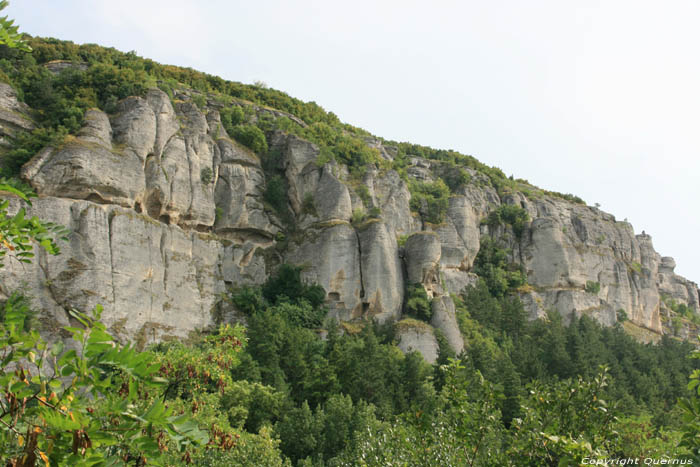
[280,133,321,215]
[431,295,464,354]
[0,197,240,344]
[396,321,438,364]
[404,231,441,295]
[4,83,698,346]
[0,83,35,141]
[77,109,112,147]
[364,169,416,235]
[214,159,276,237]
[314,165,352,221]
[110,97,156,161]
[285,222,362,321]
[23,140,145,208]
[357,220,404,323]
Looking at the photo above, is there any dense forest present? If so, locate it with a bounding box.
[1,22,700,467]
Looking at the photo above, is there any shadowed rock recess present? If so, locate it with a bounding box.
[0,83,697,361]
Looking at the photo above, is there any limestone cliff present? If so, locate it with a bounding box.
[0,81,697,357]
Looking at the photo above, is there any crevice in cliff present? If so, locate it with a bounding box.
[107,210,117,308]
[184,137,196,216]
[37,250,69,315]
[160,229,169,293]
[354,228,365,299]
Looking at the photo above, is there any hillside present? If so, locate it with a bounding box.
[0,37,697,350]
[2,35,700,464]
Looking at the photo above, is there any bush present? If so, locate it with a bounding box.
[442,166,471,192]
[405,283,432,322]
[473,238,526,298]
[585,281,600,294]
[264,175,287,212]
[200,166,213,185]
[408,179,450,224]
[486,204,529,239]
[351,208,367,225]
[230,124,268,154]
[301,192,317,216]
[262,264,326,310]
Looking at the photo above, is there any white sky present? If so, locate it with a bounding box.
[10,0,700,284]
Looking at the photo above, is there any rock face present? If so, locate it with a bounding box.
[396,321,439,364]
[1,85,698,361]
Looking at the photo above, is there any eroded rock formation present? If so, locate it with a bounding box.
[1,84,697,359]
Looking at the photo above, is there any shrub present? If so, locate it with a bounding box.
[192,93,207,109]
[616,308,628,322]
[264,175,287,212]
[585,281,600,294]
[473,238,526,298]
[442,167,471,192]
[262,264,326,310]
[230,124,268,154]
[301,192,317,216]
[220,105,245,133]
[405,283,432,322]
[200,166,213,185]
[351,208,367,225]
[486,204,529,239]
[230,285,266,315]
[396,234,409,248]
[408,179,450,224]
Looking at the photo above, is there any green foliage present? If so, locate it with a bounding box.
[301,192,317,216]
[368,206,381,219]
[441,166,471,192]
[264,174,288,213]
[1,126,68,177]
[355,184,371,207]
[230,124,268,154]
[0,183,68,267]
[404,283,432,322]
[616,308,628,322]
[472,238,527,298]
[338,359,506,465]
[0,1,31,52]
[200,166,213,185]
[408,178,450,224]
[191,93,207,109]
[663,295,700,325]
[486,204,529,239]
[585,280,601,294]
[508,368,618,464]
[396,234,408,248]
[611,414,688,458]
[220,105,245,131]
[229,285,266,315]
[230,265,327,329]
[0,303,208,465]
[350,208,366,225]
[262,264,326,310]
[679,338,700,460]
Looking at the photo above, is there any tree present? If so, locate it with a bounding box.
[0,1,31,52]
[0,184,68,268]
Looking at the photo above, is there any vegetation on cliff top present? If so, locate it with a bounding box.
[0,35,585,209]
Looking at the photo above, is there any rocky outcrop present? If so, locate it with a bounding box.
[0,83,35,147]
[0,196,261,347]
[431,295,464,354]
[0,83,697,363]
[396,320,439,364]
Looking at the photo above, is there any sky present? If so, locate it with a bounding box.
[9,0,700,283]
